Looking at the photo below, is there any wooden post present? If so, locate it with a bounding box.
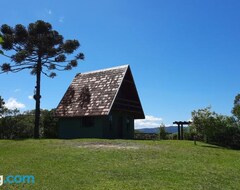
[181,124,184,140]
[178,124,180,140]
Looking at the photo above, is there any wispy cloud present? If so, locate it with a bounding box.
[135,115,162,129]
[5,98,25,109]
[44,8,52,15]
[14,89,21,93]
[28,95,33,100]
[58,16,64,23]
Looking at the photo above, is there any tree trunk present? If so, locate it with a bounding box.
[34,57,42,138]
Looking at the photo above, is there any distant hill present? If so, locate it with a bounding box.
[137,126,188,134]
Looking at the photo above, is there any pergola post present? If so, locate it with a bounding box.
[181,123,184,140]
[173,121,192,140]
[177,124,180,140]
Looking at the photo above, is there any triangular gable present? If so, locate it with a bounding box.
[110,66,145,119]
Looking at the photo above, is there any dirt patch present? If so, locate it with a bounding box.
[78,142,140,150]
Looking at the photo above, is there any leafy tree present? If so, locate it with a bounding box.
[191,106,240,147]
[0,108,59,139]
[190,95,240,148]
[0,96,5,116]
[0,110,34,139]
[0,20,84,138]
[159,123,167,140]
[41,109,58,138]
[191,107,225,143]
[0,35,3,44]
[232,94,240,121]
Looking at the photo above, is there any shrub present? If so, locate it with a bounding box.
[191,107,240,149]
[0,109,58,139]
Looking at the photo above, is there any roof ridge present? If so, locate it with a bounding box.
[78,65,129,75]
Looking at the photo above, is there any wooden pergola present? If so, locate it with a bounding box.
[173,121,192,140]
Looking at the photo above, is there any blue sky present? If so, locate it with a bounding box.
[1,0,240,128]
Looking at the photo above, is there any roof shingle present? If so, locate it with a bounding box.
[55,65,128,117]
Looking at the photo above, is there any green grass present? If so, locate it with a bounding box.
[0,139,240,190]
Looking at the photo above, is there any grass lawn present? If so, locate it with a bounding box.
[0,139,240,190]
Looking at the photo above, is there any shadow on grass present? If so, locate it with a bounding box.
[0,138,30,141]
[200,144,224,149]
[201,144,240,150]
[13,138,34,141]
[1,138,55,141]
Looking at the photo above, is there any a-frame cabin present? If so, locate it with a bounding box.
[55,65,145,139]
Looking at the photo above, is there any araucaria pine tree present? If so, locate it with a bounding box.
[0,20,84,138]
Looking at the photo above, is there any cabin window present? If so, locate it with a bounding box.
[82,117,94,127]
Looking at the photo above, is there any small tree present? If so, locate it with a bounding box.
[191,106,234,144]
[191,107,215,142]
[0,96,5,117]
[41,109,58,138]
[0,109,34,139]
[159,123,167,140]
[232,94,240,121]
[0,20,84,138]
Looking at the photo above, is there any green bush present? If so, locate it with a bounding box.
[159,124,167,140]
[41,109,58,138]
[0,109,58,139]
[0,114,34,139]
[191,107,240,149]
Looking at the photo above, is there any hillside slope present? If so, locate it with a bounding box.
[0,139,239,189]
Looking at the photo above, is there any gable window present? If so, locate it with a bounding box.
[82,117,94,127]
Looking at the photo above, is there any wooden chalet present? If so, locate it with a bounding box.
[55,65,145,139]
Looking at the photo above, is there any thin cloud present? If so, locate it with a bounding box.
[59,17,64,23]
[135,115,162,129]
[14,89,21,93]
[28,95,34,100]
[5,98,25,109]
[44,8,52,15]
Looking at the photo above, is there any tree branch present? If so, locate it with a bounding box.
[1,53,12,59]
[41,70,51,77]
[0,66,34,74]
